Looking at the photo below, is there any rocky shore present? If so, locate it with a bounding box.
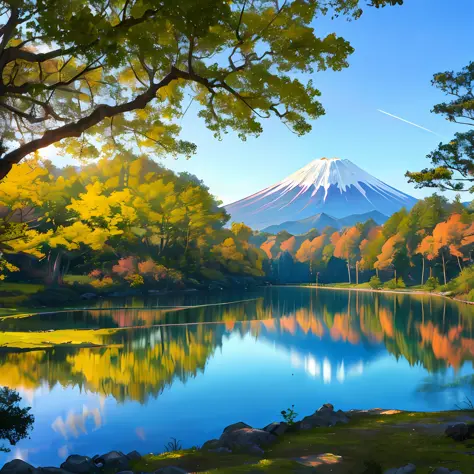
[1,404,471,474]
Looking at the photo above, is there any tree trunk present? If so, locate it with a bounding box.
[457,255,463,272]
[394,268,397,281]
[421,256,425,286]
[356,261,359,285]
[347,260,351,284]
[429,266,433,278]
[49,251,63,286]
[441,251,447,285]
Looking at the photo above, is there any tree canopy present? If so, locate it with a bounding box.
[0,0,403,179]
[406,62,474,192]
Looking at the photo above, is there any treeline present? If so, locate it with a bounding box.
[0,156,268,289]
[253,195,474,291]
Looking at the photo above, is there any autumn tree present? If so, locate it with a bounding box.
[333,226,362,283]
[0,0,404,179]
[406,62,474,192]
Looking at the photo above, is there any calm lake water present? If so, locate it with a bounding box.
[1,287,474,467]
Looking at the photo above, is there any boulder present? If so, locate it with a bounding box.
[37,469,71,474]
[201,439,220,451]
[154,467,189,474]
[0,460,37,474]
[384,464,416,474]
[223,422,252,434]
[94,451,129,470]
[219,427,276,450]
[263,422,288,437]
[126,451,142,461]
[244,444,264,456]
[60,455,95,474]
[300,404,350,429]
[208,447,232,454]
[429,469,450,474]
[445,423,469,441]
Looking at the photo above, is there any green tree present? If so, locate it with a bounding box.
[0,0,403,179]
[406,62,474,192]
[0,387,34,453]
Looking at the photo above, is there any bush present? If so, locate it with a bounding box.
[384,277,405,290]
[368,275,382,289]
[424,276,440,291]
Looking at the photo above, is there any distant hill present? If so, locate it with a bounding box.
[262,210,388,235]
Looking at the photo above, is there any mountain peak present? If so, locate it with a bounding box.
[225,157,417,230]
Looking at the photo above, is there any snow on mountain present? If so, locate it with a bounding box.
[225,157,417,230]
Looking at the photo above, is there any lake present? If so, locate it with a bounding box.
[1,286,474,467]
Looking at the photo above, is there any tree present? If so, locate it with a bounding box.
[0,0,403,179]
[0,387,34,453]
[406,62,474,192]
[333,226,361,283]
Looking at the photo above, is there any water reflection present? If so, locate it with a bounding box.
[1,287,474,465]
[0,288,473,403]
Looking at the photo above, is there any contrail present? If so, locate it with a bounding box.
[377,109,442,136]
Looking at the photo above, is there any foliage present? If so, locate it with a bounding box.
[424,276,440,292]
[0,0,403,178]
[384,278,405,290]
[406,62,474,192]
[0,387,34,453]
[281,405,298,426]
[368,275,382,289]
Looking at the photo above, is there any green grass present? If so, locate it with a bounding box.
[0,282,45,294]
[63,274,93,284]
[131,410,474,474]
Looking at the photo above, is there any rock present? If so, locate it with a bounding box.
[300,404,350,429]
[445,423,469,441]
[219,427,277,450]
[430,469,450,474]
[80,293,97,300]
[154,468,189,474]
[60,455,95,474]
[126,451,142,461]
[263,422,288,436]
[37,469,71,474]
[223,422,252,433]
[245,445,264,456]
[94,451,129,470]
[0,460,37,474]
[384,464,416,474]
[201,439,220,451]
[208,447,232,454]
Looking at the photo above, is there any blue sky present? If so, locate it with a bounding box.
[162,0,473,205]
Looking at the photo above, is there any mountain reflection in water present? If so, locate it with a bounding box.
[0,287,473,466]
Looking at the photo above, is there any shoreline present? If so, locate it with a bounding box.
[292,284,474,306]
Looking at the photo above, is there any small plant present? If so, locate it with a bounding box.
[281,404,298,425]
[424,276,440,292]
[368,275,382,289]
[455,396,474,411]
[385,277,405,290]
[164,437,182,452]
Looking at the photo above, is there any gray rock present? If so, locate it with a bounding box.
[208,447,232,454]
[445,423,469,441]
[37,469,70,474]
[263,422,288,436]
[430,469,450,474]
[154,467,189,474]
[384,464,416,474]
[223,422,252,433]
[300,404,350,429]
[126,451,142,461]
[116,471,135,474]
[201,439,220,451]
[450,471,463,474]
[219,427,276,450]
[245,444,264,456]
[60,455,95,474]
[0,460,37,474]
[94,451,129,470]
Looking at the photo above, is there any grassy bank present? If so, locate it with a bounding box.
[131,409,474,473]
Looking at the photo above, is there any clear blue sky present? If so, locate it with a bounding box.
[162,0,473,205]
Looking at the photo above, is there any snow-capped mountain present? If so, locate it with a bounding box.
[225,157,417,230]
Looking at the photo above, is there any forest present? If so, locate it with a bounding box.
[2,152,474,302]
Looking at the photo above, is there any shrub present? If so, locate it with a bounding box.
[90,276,115,289]
[424,276,440,291]
[368,275,382,289]
[281,405,298,425]
[385,277,405,290]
